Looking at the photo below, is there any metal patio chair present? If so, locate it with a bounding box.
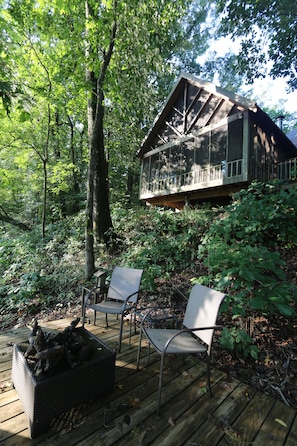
[136,283,225,413]
[82,266,143,352]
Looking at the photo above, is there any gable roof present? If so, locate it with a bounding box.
[138,73,297,159]
[287,129,297,147]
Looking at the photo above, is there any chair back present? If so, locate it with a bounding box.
[183,284,225,346]
[107,266,143,304]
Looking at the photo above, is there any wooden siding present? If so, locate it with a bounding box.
[1,315,297,445]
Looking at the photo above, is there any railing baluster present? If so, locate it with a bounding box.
[141,156,297,196]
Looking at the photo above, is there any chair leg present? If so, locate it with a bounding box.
[81,289,90,327]
[129,314,132,349]
[157,353,166,415]
[133,310,137,335]
[207,355,212,396]
[136,328,143,370]
[147,343,151,366]
[118,315,124,353]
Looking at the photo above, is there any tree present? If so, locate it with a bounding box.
[216,0,297,90]
[84,0,115,277]
[0,0,211,278]
[83,0,211,278]
[0,0,88,233]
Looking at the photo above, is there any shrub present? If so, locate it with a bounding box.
[194,181,297,358]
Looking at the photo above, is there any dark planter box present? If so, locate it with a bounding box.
[12,327,116,438]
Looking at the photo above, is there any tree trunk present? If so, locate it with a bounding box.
[84,1,117,278]
[93,89,113,244]
[84,67,96,279]
[85,161,95,279]
[41,157,47,239]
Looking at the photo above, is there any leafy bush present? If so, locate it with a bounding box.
[1,181,297,361]
[219,327,260,359]
[195,181,297,358]
[111,205,215,290]
[197,242,296,318]
[211,180,297,246]
[0,214,86,318]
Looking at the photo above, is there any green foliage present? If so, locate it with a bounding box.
[0,213,85,318]
[195,181,297,358]
[1,181,297,363]
[216,0,297,90]
[208,181,297,246]
[200,243,296,318]
[0,0,212,237]
[110,205,214,290]
[219,327,260,359]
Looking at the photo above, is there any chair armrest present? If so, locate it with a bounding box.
[190,325,222,332]
[163,326,222,353]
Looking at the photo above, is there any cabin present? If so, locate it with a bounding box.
[137,73,297,209]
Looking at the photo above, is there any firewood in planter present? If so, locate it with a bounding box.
[35,345,65,360]
[51,318,81,347]
[25,320,46,358]
[24,318,93,378]
[66,317,80,332]
[35,327,47,352]
[34,345,65,377]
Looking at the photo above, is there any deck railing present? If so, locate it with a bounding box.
[250,157,297,183]
[275,157,297,181]
[141,159,243,195]
[141,157,297,197]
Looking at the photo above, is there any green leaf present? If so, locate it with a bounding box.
[19,111,31,122]
[275,304,296,317]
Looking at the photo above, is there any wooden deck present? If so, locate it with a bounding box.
[1,314,297,445]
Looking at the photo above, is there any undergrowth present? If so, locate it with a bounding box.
[1,180,297,358]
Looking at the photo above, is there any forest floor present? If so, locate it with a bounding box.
[2,248,297,412]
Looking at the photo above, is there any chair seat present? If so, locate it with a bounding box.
[144,328,207,355]
[89,300,134,315]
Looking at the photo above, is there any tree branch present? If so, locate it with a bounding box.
[0,206,31,231]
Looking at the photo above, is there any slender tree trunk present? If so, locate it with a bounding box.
[41,158,47,238]
[84,1,96,279]
[85,71,97,278]
[85,148,95,278]
[41,103,51,238]
[68,115,80,214]
[93,88,113,244]
[84,1,117,278]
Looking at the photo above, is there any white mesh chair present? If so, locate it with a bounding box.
[136,283,225,413]
[82,266,143,352]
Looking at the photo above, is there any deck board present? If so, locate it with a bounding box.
[0,315,297,445]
